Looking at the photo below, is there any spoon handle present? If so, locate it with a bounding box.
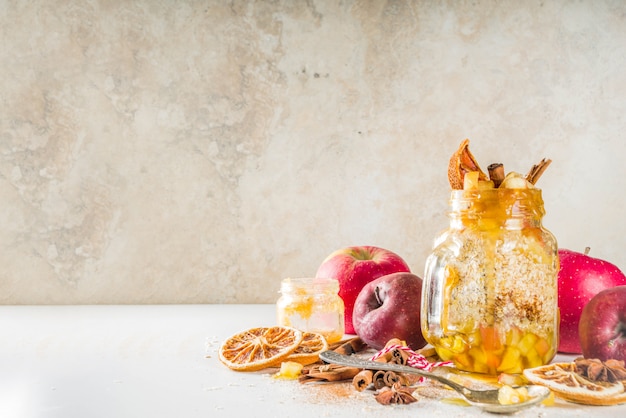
[319,350,469,395]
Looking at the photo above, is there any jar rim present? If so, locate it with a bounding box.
[449,187,543,200]
[448,187,546,221]
[280,277,339,292]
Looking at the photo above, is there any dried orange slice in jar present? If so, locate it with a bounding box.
[219,326,303,372]
[523,363,626,406]
[448,138,488,190]
[284,332,329,366]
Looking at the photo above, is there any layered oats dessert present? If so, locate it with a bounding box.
[422,188,559,375]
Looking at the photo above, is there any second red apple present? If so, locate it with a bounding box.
[353,272,427,350]
[579,285,626,362]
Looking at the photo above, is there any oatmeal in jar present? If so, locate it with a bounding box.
[422,188,559,375]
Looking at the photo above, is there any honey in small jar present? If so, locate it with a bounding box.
[276,278,345,344]
[421,188,559,375]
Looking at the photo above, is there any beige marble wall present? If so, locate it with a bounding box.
[1,0,625,304]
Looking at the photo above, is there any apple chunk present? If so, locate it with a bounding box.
[352,272,427,350]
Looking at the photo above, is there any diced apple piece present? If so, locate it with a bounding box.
[534,336,550,358]
[273,361,304,379]
[498,372,527,387]
[469,346,487,365]
[486,352,502,373]
[542,346,556,365]
[515,387,530,402]
[455,352,473,369]
[439,336,451,348]
[498,385,516,404]
[463,171,480,190]
[502,177,529,189]
[452,335,466,353]
[440,334,466,353]
[497,346,522,373]
[498,385,530,405]
[467,347,489,374]
[517,332,538,356]
[473,361,489,374]
[477,180,495,190]
[524,349,542,368]
[436,346,454,361]
[480,326,503,352]
[541,390,556,406]
[467,329,481,346]
[505,327,523,347]
[500,172,534,189]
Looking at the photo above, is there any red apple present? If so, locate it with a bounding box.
[579,285,626,361]
[315,246,410,334]
[352,272,427,350]
[557,248,626,353]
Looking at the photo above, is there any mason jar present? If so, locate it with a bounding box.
[276,277,345,344]
[421,188,559,375]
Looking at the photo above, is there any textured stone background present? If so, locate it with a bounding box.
[1,0,625,304]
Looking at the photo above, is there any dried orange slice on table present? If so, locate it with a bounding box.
[523,362,626,406]
[219,326,303,371]
[285,331,329,366]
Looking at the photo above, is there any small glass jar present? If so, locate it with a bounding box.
[276,277,345,344]
[421,188,559,375]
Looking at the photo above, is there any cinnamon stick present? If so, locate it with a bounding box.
[298,364,360,383]
[372,370,404,389]
[488,163,505,188]
[330,337,367,356]
[374,347,409,365]
[352,370,373,391]
[525,158,552,185]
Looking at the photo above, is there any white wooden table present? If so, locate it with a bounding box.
[0,304,623,418]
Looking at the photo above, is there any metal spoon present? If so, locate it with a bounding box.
[319,350,550,414]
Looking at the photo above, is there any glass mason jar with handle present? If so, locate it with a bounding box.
[421,188,559,375]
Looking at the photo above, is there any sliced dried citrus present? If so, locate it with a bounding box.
[285,331,329,366]
[523,363,626,406]
[448,138,488,190]
[219,326,303,372]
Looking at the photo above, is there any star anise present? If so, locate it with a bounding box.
[574,358,626,383]
[374,383,418,405]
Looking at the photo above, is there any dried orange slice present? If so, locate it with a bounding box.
[285,332,329,366]
[448,138,488,190]
[219,326,303,372]
[523,363,626,406]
